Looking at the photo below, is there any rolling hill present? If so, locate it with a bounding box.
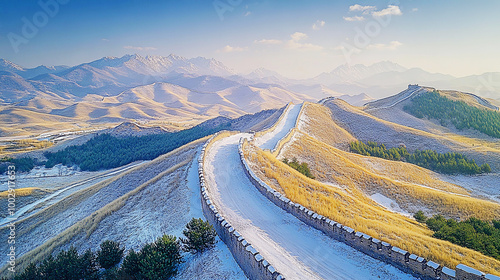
[241,97,500,274]
[0,55,313,137]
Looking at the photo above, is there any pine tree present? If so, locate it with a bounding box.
[180,218,217,254]
[97,240,125,270]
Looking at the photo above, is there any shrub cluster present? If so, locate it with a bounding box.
[349,140,491,175]
[414,211,500,260]
[282,157,315,179]
[0,157,37,174]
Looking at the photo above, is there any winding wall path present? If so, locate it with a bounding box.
[203,103,416,279]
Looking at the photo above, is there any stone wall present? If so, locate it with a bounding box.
[254,103,292,138]
[199,132,285,280]
[239,138,499,280]
[270,103,304,156]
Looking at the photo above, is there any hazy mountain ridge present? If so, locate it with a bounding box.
[1,55,499,138]
[238,61,500,101]
[0,55,314,136]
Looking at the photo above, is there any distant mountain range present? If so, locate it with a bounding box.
[0,54,498,137]
[0,54,314,136]
[240,61,500,100]
[311,62,499,100]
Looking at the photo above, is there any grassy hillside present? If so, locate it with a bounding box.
[241,100,500,273]
[280,131,500,220]
[404,91,500,138]
[296,102,356,150]
[0,139,201,276]
[243,140,500,273]
[324,98,500,172]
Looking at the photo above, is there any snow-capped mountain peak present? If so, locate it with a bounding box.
[0,58,24,72]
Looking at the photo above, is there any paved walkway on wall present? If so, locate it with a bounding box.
[204,104,417,279]
[253,103,302,150]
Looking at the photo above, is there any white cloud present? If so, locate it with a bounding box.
[349,4,376,14]
[367,40,403,50]
[287,32,323,51]
[372,5,402,17]
[312,20,325,30]
[290,32,308,41]
[254,39,282,45]
[123,46,157,51]
[244,11,251,16]
[343,16,365,22]
[411,8,418,12]
[220,45,246,53]
[102,38,110,42]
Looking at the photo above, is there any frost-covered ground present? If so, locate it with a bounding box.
[370,193,411,217]
[0,161,145,226]
[439,173,500,203]
[68,146,246,280]
[8,144,246,279]
[254,104,301,150]
[205,133,416,279]
[0,165,100,192]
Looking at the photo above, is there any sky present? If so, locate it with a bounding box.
[0,0,499,79]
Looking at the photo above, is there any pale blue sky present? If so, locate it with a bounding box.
[0,0,498,78]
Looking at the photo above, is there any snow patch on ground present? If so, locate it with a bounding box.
[370,193,411,217]
[439,173,500,203]
[0,161,145,226]
[254,104,301,150]
[176,240,247,280]
[297,109,310,132]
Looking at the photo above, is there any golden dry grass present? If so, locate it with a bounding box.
[282,131,500,220]
[243,140,500,274]
[298,102,356,150]
[334,97,500,166]
[438,90,498,111]
[0,187,43,197]
[444,133,500,153]
[0,139,53,155]
[295,102,471,196]
[332,98,477,147]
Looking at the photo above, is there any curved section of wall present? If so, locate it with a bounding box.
[239,138,498,280]
[199,132,285,280]
[254,103,292,139]
[269,102,305,156]
[269,104,302,156]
